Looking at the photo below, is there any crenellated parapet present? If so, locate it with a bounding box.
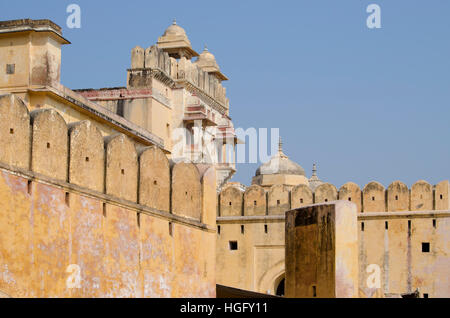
[129,45,229,115]
[0,93,216,224]
[0,92,217,297]
[219,179,450,216]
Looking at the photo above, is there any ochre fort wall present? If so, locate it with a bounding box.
[219,180,450,216]
[0,93,216,298]
[1,18,448,299]
[217,180,450,297]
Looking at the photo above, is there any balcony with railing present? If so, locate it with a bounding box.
[183,104,217,127]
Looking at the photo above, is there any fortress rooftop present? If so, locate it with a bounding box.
[0,19,70,44]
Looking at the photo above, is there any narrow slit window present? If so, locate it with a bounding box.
[395,195,398,200]
[254,200,257,206]
[10,128,14,134]
[408,220,411,230]
[229,201,232,206]
[300,198,303,204]
[385,221,388,230]
[217,225,221,235]
[121,169,125,175]
[361,222,365,231]
[102,203,107,217]
[137,213,140,228]
[229,241,238,250]
[46,142,51,149]
[27,180,32,195]
[264,224,268,233]
[372,196,375,201]
[277,200,280,205]
[432,219,436,228]
[422,242,430,253]
[440,194,443,200]
[65,192,70,207]
[85,157,89,162]
[169,222,173,237]
[312,286,317,297]
[240,225,244,234]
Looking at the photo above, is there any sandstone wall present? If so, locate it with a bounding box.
[0,93,216,298]
[285,201,358,298]
[217,177,450,297]
[219,179,450,216]
[358,211,450,298]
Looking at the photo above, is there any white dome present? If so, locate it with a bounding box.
[255,139,305,177]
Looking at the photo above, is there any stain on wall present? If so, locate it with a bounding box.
[0,94,216,298]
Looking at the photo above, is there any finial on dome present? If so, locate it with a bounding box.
[277,136,287,158]
[309,163,323,191]
[172,18,177,25]
[204,44,208,51]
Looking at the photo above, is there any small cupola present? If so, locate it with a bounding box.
[157,19,199,60]
[194,45,228,81]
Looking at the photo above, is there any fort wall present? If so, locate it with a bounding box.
[217,180,450,297]
[219,179,450,216]
[358,211,450,297]
[0,93,216,297]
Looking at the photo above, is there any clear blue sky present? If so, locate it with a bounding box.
[2,0,449,188]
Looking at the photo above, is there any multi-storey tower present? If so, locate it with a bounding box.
[76,20,238,189]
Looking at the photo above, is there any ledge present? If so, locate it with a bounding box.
[217,215,285,224]
[217,209,450,224]
[0,19,70,44]
[176,79,228,116]
[0,163,215,232]
[26,84,167,152]
[126,67,230,117]
[357,210,450,220]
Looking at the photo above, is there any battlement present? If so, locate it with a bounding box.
[0,93,217,297]
[130,45,229,114]
[0,93,216,224]
[219,179,450,216]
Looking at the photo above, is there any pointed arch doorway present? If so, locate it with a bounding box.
[274,274,285,297]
